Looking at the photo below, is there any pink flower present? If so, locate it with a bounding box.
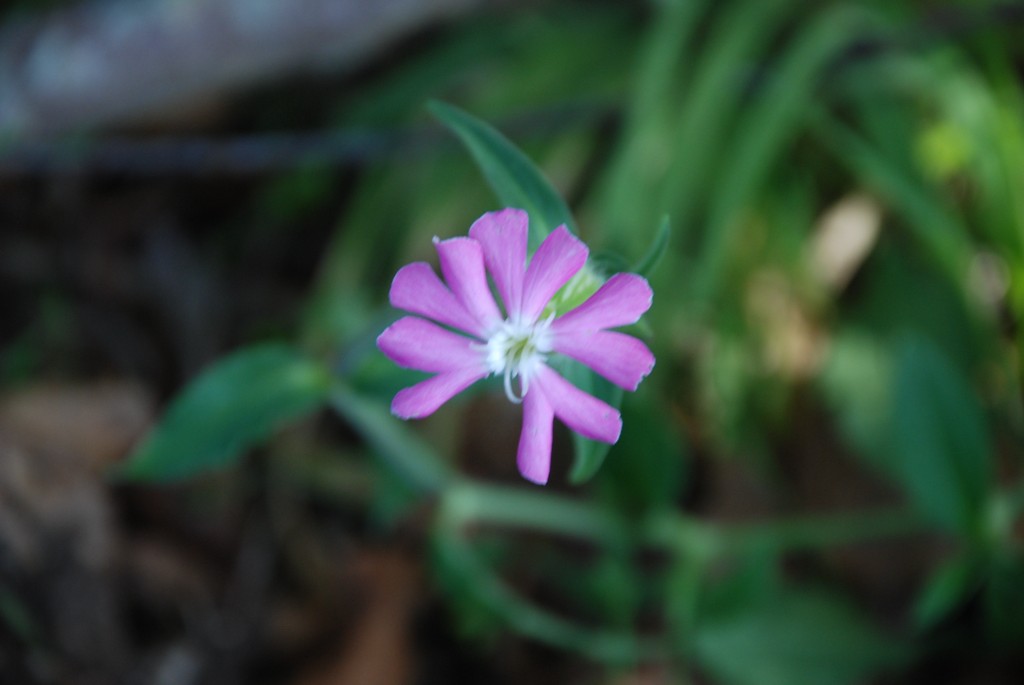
[377,208,655,485]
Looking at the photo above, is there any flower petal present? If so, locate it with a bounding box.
[434,236,503,334]
[469,208,527,320]
[551,273,653,333]
[521,226,588,323]
[377,316,487,373]
[517,385,553,485]
[389,262,482,335]
[391,366,488,419]
[552,330,655,390]
[533,365,621,444]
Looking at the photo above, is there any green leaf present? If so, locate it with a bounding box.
[117,344,332,482]
[818,332,893,463]
[695,589,908,685]
[809,107,970,285]
[984,551,1024,645]
[912,552,981,630]
[631,215,671,278]
[595,388,687,515]
[551,358,623,485]
[694,4,866,305]
[428,100,577,250]
[655,0,795,240]
[693,549,783,624]
[598,0,708,236]
[890,335,993,535]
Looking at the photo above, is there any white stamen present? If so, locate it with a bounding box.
[485,316,553,403]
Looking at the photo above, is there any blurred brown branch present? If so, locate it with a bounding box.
[0,0,510,137]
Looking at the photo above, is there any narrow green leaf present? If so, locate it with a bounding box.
[428,100,576,250]
[329,384,455,494]
[632,215,671,278]
[598,0,708,235]
[818,332,893,463]
[695,4,866,305]
[891,335,993,535]
[657,0,795,239]
[550,358,623,485]
[810,107,970,284]
[595,389,687,514]
[695,589,908,685]
[912,553,981,630]
[117,344,332,482]
[984,552,1024,645]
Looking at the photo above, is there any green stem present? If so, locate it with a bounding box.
[328,385,456,495]
[437,482,668,663]
[436,480,931,664]
[715,505,928,553]
[329,385,937,663]
[442,481,628,542]
[435,529,669,663]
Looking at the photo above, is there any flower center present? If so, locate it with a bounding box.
[485,317,553,403]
